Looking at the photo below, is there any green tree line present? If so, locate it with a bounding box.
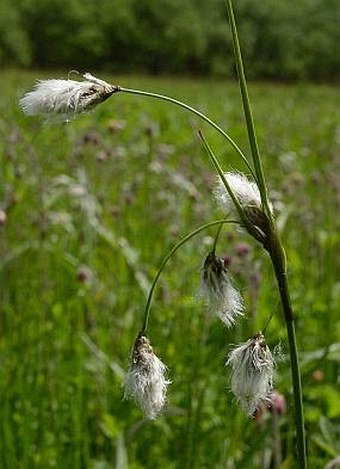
[1,0,339,80]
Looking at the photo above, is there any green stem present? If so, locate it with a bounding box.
[262,310,276,335]
[111,8,305,464]
[119,86,256,179]
[226,2,306,465]
[225,0,271,216]
[212,220,225,254]
[141,219,238,333]
[269,234,307,469]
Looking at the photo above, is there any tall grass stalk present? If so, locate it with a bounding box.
[226,1,307,466]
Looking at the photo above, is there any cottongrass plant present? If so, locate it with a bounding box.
[226,332,275,416]
[20,73,118,120]
[123,334,170,420]
[19,1,307,466]
[198,251,244,327]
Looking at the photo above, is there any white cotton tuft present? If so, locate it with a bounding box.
[214,172,274,244]
[198,252,244,327]
[214,172,262,214]
[19,73,117,120]
[123,334,170,420]
[226,332,275,416]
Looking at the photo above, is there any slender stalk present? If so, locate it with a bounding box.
[262,309,276,335]
[225,0,271,216]
[212,220,225,254]
[141,219,238,333]
[226,1,307,466]
[119,86,256,179]
[269,238,307,468]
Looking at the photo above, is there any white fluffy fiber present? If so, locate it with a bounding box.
[214,172,262,213]
[199,271,244,327]
[123,336,170,420]
[20,73,114,119]
[226,333,275,415]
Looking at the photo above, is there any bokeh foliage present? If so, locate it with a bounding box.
[1,0,340,80]
[0,71,339,467]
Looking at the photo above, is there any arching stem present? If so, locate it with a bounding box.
[141,219,238,334]
[118,86,256,179]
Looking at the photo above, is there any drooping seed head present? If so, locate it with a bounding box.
[198,251,244,327]
[226,332,275,416]
[19,73,119,120]
[123,334,170,420]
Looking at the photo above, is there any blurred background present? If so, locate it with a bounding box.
[1,0,339,80]
[1,0,340,468]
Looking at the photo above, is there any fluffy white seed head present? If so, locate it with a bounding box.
[123,334,170,420]
[226,332,275,416]
[19,73,117,120]
[198,252,244,327]
[214,172,273,243]
[214,172,262,214]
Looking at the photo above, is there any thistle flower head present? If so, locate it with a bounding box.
[19,72,118,120]
[226,332,275,416]
[198,251,244,327]
[123,334,170,420]
[214,172,272,243]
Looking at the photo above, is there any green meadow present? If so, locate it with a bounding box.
[1,70,339,468]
